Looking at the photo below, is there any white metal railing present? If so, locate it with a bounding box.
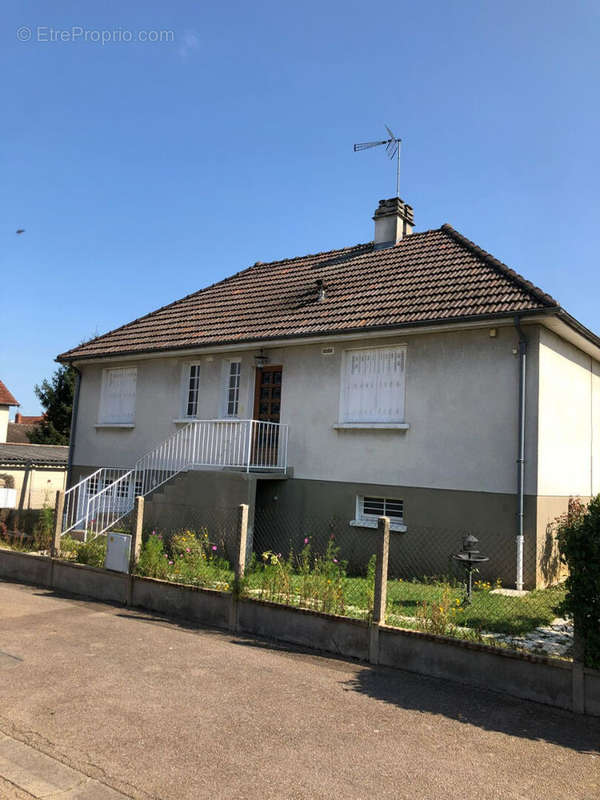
[62,419,288,540]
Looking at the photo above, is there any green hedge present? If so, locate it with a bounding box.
[556,496,600,669]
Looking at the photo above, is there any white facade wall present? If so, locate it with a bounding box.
[73,325,538,495]
[537,328,600,497]
[0,406,9,444]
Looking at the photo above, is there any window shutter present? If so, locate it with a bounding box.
[341,347,405,422]
[100,368,137,424]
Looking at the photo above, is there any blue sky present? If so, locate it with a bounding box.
[2,0,599,414]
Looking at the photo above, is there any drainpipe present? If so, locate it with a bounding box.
[66,365,81,490]
[514,316,528,591]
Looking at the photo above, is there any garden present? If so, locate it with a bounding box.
[60,525,566,653]
[0,512,576,659]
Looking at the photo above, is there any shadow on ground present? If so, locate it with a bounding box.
[29,586,600,755]
[230,637,600,755]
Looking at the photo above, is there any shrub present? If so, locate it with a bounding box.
[61,535,107,568]
[0,473,15,489]
[250,536,348,615]
[33,505,54,551]
[136,532,169,579]
[416,586,461,636]
[555,496,600,668]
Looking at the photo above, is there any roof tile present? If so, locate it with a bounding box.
[58,225,559,361]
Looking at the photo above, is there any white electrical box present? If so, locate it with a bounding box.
[104,532,132,573]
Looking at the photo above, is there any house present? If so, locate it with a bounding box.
[0,380,68,522]
[0,380,19,444]
[7,413,45,444]
[56,197,600,588]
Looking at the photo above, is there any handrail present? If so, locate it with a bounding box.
[61,419,288,539]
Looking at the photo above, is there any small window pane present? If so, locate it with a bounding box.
[185,364,201,417]
[360,495,403,522]
[224,361,240,416]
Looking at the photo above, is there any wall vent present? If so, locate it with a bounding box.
[321,347,335,356]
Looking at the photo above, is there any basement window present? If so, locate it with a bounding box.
[350,495,407,532]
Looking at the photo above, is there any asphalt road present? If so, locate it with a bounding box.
[0,581,598,799]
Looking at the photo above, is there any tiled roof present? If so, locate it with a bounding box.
[0,381,19,406]
[7,423,33,444]
[58,224,560,362]
[0,443,68,466]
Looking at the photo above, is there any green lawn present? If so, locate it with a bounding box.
[384,579,565,635]
[243,571,565,637]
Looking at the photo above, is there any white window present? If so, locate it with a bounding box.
[340,346,406,423]
[99,368,137,425]
[350,495,407,532]
[182,363,202,418]
[224,360,241,417]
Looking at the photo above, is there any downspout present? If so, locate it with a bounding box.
[66,366,81,490]
[514,316,528,591]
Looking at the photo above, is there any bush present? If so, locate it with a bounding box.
[61,535,107,568]
[0,473,15,489]
[33,505,54,551]
[136,532,169,579]
[249,536,348,615]
[555,496,600,668]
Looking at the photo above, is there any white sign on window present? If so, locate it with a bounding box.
[99,368,137,424]
[340,346,406,423]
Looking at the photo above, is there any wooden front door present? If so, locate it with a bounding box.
[252,366,282,466]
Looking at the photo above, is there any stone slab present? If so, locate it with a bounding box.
[0,733,126,798]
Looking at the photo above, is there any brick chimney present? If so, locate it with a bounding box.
[15,412,22,424]
[373,197,414,249]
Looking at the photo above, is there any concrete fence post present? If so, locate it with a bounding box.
[230,503,249,632]
[130,496,144,573]
[51,490,65,558]
[127,496,145,606]
[234,503,249,582]
[369,516,390,665]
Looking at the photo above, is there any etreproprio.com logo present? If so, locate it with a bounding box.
[16,26,175,44]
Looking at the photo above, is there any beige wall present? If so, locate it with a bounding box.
[0,406,9,444]
[537,328,600,497]
[1,466,67,510]
[73,324,539,495]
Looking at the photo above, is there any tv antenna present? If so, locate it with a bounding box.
[353,125,402,198]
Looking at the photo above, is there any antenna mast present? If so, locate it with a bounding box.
[353,125,402,197]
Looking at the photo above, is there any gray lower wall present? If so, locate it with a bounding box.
[69,467,557,589]
[0,548,597,717]
[255,478,540,588]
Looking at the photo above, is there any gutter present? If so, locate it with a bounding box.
[514,315,528,591]
[56,307,558,365]
[66,367,81,490]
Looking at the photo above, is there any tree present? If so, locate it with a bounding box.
[27,364,77,445]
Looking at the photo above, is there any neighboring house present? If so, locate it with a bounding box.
[0,381,68,518]
[0,443,68,517]
[56,197,600,588]
[0,380,19,444]
[7,413,45,444]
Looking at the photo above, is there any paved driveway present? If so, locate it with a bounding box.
[0,581,598,799]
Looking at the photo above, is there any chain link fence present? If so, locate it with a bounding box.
[9,487,570,660]
[252,506,571,658]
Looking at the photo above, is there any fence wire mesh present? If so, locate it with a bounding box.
[252,505,571,659]
[383,524,570,658]
[251,507,376,620]
[1,483,572,660]
[132,504,239,592]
